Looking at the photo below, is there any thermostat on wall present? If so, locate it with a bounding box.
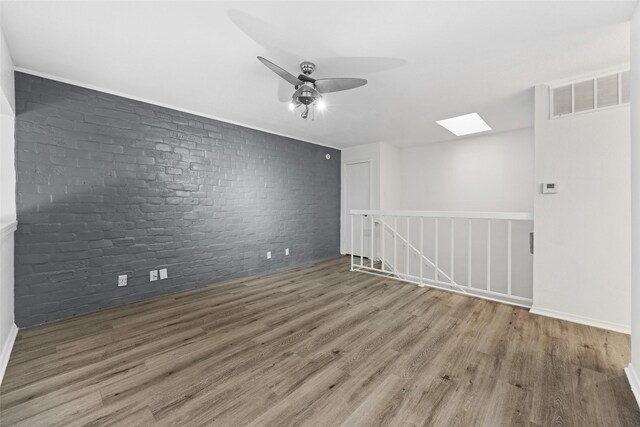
[542,182,558,194]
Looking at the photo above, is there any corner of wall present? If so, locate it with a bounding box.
[629,0,640,402]
[0,19,16,387]
[626,364,640,408]
[0,24,15,115]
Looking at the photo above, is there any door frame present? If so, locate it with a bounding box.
[341,159,373,255]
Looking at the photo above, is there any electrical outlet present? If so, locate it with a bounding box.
[267,251,272,259]
[159,268,168,280]
[118,275,127,287]
[285,248,289,256]
[150,270,158,282]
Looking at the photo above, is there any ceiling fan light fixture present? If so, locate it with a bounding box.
[257,56,367,120]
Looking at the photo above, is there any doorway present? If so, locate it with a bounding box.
[343,161,371,257]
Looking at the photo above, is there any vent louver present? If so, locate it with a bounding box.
[553,85,572,116]
[550,70,630,118]
[574,80,594,112]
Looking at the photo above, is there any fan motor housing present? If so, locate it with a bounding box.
[300,61,315,75]
[297,89,316,105]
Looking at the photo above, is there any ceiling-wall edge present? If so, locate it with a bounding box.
[14,67,342,151]
[390,125,535,150]
[542,63,630,87]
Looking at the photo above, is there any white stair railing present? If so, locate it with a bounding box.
[349,210,534,307]
[376,218,467,293]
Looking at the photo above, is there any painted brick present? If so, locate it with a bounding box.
[14,72,341,327]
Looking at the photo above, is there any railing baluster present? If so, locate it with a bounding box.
[350,214,354,271]
[419,217,424,286]
[507,220,512,296]
[360,214,364,268]
[468,219,472,287]
[381,216,385,272]
[450,219,455,285]
[371,214,375,268]
[486,219,491,291]
[406,217,410,276]
[435,218,439,281]
[393,216,398,275]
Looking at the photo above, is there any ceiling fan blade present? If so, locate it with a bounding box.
[228,10,310,66]
[257,56,301,86]
[315,78,367,94]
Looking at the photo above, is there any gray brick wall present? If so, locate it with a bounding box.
[14,72,341,327]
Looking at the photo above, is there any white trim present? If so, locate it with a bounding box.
[626,365,640,408]
[529,306,630,334]
[0,323,18,387]
[352,266,532,309]
[350,210,533,221]
[0,220,17,241]
[545,64,630,87]
[15,67,341,151]
[550,95,630,120]
[548,68,631,120]
[341,160,372,255]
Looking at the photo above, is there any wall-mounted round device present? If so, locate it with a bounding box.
[325,154,331,160]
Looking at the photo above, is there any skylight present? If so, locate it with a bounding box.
[436,113,492,136]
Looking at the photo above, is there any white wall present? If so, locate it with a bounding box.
[628,0,640,404]
[379,143,401,210]
[397,128,534,212]
[532,83,631,332]
[0,22,16,385]
[342,131,535,301]
[393,129,534,300]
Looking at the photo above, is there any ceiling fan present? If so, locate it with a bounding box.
[257,56,367,120]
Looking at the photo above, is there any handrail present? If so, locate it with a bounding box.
[351,209,533,221]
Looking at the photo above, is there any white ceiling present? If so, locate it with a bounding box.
[0,1,636,148]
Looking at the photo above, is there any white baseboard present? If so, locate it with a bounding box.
[626,365,640,408]
[0,323,18,387]
[529,306,630,334]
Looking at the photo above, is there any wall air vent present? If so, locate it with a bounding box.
[550,70,630,119]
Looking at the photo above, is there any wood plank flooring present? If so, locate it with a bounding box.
[1,256,639,426]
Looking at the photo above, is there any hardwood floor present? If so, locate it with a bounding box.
[1,256,639,426]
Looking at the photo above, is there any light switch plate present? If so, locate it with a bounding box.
[285,248,289,256]
[267,251,272,259]
[159,268,168,280]
[150,270,158,282]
